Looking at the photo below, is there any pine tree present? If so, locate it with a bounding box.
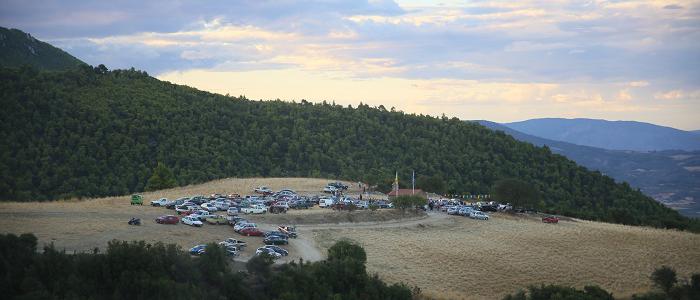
[145,162,177,191]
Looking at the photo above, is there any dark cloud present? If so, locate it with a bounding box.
[0,0,404,38]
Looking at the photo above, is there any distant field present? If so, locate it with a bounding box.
[1,177,698,300]
[313,213,700,300]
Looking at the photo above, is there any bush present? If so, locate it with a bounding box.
[651,266,677,293]
[392,195,426,211]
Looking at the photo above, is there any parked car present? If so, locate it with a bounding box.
[241,205,267,214]
[205,215,228,225]
[376,200,392,209]
[264,235,289,245]
[190,210,215,220]
[239,227,264,236]
[155,215,179,224]
[447,207,460,215]
[255,186,273,194]
[175,205,191,215]
[227,207,240,216]
[255,247,282,258]
[130,194,143,205]
[234,222,257,232]
[220,238,247,249]
[542,216,559,223]
[190,244,207,255]
[214,201,230,211]
[263,245,289,256]
[278,225,297,238]
[328,182,349,190]
[319,198,334,208]
[469,211,489,220]
[165,199,186,209]
[458,207,475,216]
[227,216,246,226]
[323,185,338,193]
[264,231,289,239]
[224,246,239,257]
[150,198,169,207]
[181,216,203,227]
[202,202,219,211]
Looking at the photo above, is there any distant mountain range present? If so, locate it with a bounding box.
[504,118,700,152]
[476,120,700,218]
[0,26,85,71]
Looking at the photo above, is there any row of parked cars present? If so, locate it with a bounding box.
[445,205,490,220]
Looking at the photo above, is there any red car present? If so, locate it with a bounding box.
[239,227,264,236]
[542,216,559,224]
[156,215,179,224]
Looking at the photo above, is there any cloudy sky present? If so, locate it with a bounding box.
[2,0,699,129]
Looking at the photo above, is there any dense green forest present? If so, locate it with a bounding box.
[0,64,697,231]
[0,27,85,71]
[0,233,413,299]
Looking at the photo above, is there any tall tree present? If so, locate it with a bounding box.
[145,162,177,191]
[491,178,542,209]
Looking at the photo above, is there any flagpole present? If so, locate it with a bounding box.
[412,170,415,195]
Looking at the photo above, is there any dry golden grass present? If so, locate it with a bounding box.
[313,212,700,300]
[2,177,698,299]
[0,177,404,263]
[0,177,354,259]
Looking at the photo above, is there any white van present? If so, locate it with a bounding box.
[319,198,334,208]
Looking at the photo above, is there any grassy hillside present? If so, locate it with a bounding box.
[477,121,700,218]
[0,65,696,231]
[0,27,85,71]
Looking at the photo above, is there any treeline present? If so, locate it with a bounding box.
[0,65,697,231]
[502,266,700,300]
[0,233,413,299]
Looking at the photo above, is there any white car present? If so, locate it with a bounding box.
[234,222,257,232]
[175,205,194,214]
[201,202,218,211]
[150,198,169,207]
[214,201,230,211]
[255,186,272,194]
[459,207,475,216]
[469,211,489,220]
[220,238,247,249]
[181,216,203,227]
[255,247,282,258]
[190,210,214,220]
[241,205,267,214]
[323,185,338,193]
[319,198,334,208]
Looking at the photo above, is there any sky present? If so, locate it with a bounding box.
[2,0,699,130]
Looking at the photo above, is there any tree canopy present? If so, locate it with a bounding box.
[491,178,542,209]
[145,162,177,191]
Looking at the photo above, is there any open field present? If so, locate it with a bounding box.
[1,177,699,299]
[0,177,398,263]
[313,212,700,299]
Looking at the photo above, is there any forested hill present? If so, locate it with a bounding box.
[0,27,85,71]
[0,65,696,231]
[476,120,700,218]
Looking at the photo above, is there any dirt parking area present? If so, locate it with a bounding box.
[0,177,417,264]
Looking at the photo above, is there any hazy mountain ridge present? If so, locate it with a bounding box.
[504,118,700,152]
[0,26,85,71]
[476,120,700,218]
